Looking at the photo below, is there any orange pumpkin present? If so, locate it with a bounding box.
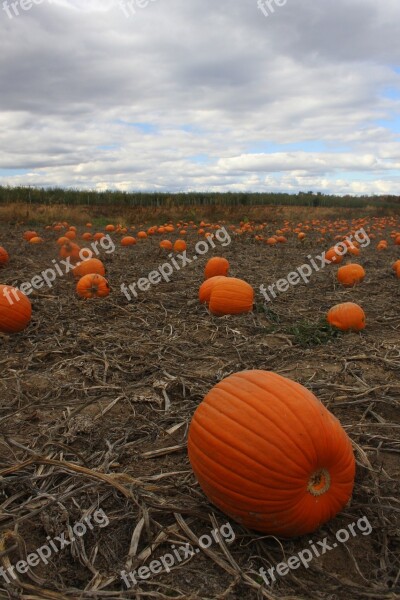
[76,274,110,299]
[160,240,173,251]
[60,242,81,263]
[82,232,92,241]
[204,257,229,279]
[325,247,345,264]
[65,230,76,240]
[337,264,366,287]
[23,231,38,241]
[208,278,254,316]
[29,237,44,244]
[173,239,187,252]
[93,232,105,241]
[199,276,227,304]
[105,224,115,232]
[137,231,147,240]
[0,246,9,266]
[121,236,136,246]
[188,370,355,537]
[73,258,106,278]
[0,285,32,333]
[327,302,366,331]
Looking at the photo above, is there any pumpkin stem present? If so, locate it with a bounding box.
[308,468,331,496]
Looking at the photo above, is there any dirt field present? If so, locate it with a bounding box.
[0,213,399,600]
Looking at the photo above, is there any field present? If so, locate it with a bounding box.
[0,205,399,600]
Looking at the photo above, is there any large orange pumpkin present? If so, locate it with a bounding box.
[188,370,355,537]
[337,264,366,287]
[76,274,110,299]
[0,246,9,266]
[73,258,106,278]
[199,276,227,304]
[0,285,32,333]
[204,257,229,279]
[208,278,254,316]
[327,302,366,331]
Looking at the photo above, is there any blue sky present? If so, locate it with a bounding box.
[0,0,399,195]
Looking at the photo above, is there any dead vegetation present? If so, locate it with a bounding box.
[0,218,399,600]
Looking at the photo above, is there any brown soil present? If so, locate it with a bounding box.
[0,217,399,600]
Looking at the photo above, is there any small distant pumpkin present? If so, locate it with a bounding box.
[204,257,229,279]
[266,237,277,246]
[76,274,110,299]
[160,240,173,251]
[327,302,365,332]
[23,231,38,241]
[173,239,187,252]
[0,285,32,333]
[0,246,9,266]
[337,264,366,287]
[60,242,81,263]
[137,231,147,240]
[82,232,92,241]
[208,278,254,316]
[105,224,115,232]
[121,236,136,246]
[29,237,44,244]
[93,232,105,241]
[73,258,106,278]
[325,247,345,264]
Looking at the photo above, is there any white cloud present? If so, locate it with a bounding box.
[0,0,399,194]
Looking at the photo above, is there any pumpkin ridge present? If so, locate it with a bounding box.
[233,372,338,466]
[217,376,326,466]
[191,415,309,485]
[200,395,311,474]
[190,435,309,496]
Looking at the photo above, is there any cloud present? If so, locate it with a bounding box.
[0,0,399,194]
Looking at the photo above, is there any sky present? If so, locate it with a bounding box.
[0,0,400,195]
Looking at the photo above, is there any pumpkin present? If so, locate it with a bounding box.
[23,231,38,241]
[0,285,32,333]
[0,246,9,266]
[392,260,400,273]
[173,239,187,252]
[93,232,105,241]
[56,236,69,246]
[337,264,366,287]
[188,370,355,537]
[76,274,110,299]
[325,247,345,264]
[204,257,229,280]
[105,224,115,232]
[73,258,106,278]
[327,302,366,331]
[29,237,44,244]
[121,236,136,246]
[199,276,227,304]
[60,242,81,263]
[82,232,92,241]
[266,237,277,246]
[65,230,76,240]
[208,278,254,316]
[137,231,147,239]
[298,232,306,240]
[160,240,173,251]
